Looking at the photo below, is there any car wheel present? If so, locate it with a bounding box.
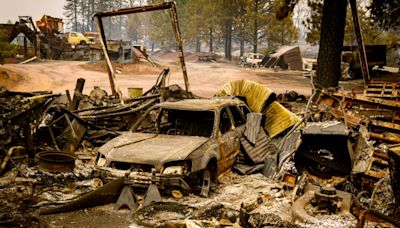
[79,40,87,45]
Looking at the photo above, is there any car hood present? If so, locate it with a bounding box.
[98,132,208,168]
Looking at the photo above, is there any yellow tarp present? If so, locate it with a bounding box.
[264,101,300,137]
[216,80,300,137]
[216,79,274,113]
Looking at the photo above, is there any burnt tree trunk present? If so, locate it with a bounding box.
[253,0,259,53]
[224,21,232,61]
[196,32,201,52]
[239,4,245,57]
[209,27,213,52]
[90,0,95,31]
[74,0,78,31]
[315,0,348,88]
[81,0,86,33]
[240,27,245,57]
[86,0,90,31]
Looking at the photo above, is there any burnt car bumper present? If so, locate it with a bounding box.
[96,167,191,191]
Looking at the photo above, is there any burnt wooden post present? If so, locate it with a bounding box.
[35,34,41,60]
[70,78,85,111]
[23,36,28,57]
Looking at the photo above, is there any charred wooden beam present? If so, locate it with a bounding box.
[70,78,85,111]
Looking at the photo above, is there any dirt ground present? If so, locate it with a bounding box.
[0,59,366,98]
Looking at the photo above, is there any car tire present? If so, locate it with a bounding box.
[79,40,87,45]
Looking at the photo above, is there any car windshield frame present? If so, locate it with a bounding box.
[134,107,217,137]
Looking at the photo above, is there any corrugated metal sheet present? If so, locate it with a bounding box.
[279,131,301,161]
[216,80,301,138]
[215,80,275,113]
[264,101,301,138]
[244,113,263,144]
[240,127,277,164]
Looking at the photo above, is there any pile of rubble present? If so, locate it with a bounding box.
[0,77,399,227]
[0,66,193,226]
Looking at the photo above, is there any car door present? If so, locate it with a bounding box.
[69,32,78,44]
[216,107,242,175]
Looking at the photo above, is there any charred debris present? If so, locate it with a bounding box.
[0,2,400,228]
[1,79,399,227]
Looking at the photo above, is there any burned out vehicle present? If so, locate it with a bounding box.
[96,98,250,196]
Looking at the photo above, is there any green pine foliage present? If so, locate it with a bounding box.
[0,30,16,64]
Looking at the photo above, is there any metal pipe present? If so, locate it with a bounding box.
[81,98,157,119]
[80,100,142,116]
[169,3,190,93]
[94,16,123,101]
[93,2,174,18]
[350,0,370,83]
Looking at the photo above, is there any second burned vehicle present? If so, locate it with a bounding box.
[96,98,250,196]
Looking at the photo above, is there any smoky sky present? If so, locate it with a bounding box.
[0,0,65,23]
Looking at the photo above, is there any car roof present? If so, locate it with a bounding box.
[155,98,245,111]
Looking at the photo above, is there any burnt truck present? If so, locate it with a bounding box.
[96,98,250,196]
[239,53,265,68]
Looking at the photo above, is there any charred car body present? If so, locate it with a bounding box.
[96,98,250,195]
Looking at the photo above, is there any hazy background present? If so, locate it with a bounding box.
[0,0,65,23]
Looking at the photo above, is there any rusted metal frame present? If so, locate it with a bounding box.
[46,106,106,133]
[81,98,157,120]
[93,2,173,17]
[64,114,77,139]
[140,69,169,97]
[93,2,190,94]
[371,120,400,132]
[79,100,142,116]
[370,132,400,144]
[168,3,190,93]
[350,0,370,83]
[58,106,102,128]
[47,126,61,151]
[332,93,400,109]
[54,114,76,142]
[130,102,158,131]
[73,93,161,114]
[358,209,400,227]
[94,16,123,101]
[124,93,161,103]
[73,104,119,113]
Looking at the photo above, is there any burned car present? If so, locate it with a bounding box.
[96,98,250,196]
